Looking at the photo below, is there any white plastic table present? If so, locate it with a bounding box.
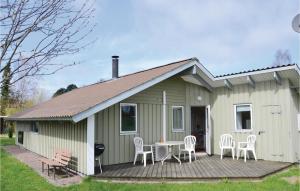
[155,141,184,165]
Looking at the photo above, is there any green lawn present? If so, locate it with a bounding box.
[0,137,299,191]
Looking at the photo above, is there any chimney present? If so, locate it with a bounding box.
[112,55,119,78]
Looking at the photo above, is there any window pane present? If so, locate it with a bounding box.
[173,107,183,130]
[236,105,251,130]
[121,105,136,132]
[31,122,38,133]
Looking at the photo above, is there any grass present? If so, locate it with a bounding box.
[0,137,299,191]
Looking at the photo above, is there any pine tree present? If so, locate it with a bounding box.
[1,64,11,115]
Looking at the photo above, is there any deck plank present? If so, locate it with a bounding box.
[96,155,291,180]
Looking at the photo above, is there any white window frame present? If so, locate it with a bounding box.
[234,104,253,132]
[172,106,184,132]
[120,103,137,135]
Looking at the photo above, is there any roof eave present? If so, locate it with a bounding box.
[5,116,73,122]
[214,65,299,80]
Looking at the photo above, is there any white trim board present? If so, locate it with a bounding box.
[72,60,196,122]
[86,114,95,175]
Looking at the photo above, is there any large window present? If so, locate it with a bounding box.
[120,103,137,134]
[172,106,184,132]
[234,104,252,132]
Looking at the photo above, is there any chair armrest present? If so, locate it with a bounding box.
[238,142,247,149]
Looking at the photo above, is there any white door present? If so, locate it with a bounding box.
[205,105,212,155]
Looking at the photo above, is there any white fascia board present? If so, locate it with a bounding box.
[193,61,215,80]
[214,65,297,81]
[72,61,195,122]
[86,114,95,175]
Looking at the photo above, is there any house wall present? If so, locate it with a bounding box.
[95,76,211,165]
[211,79,298,162]
[288,82,300,162]
[15,120,88,174]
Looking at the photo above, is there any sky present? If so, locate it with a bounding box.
[37,0,300,98]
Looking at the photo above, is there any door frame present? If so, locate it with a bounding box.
[190,105,211,155]
[205,105,212,155]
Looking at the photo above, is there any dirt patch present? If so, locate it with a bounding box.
[282,176,300,184]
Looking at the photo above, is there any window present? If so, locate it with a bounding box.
[120,103,137,134]
[31,122,38,133]
[172,106,184,132]
[234,104,252,132]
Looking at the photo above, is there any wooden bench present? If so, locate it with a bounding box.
[40,150,71,179]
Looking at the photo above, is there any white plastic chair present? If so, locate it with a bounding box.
[219,134,235,160]
[179,135,196,163]
[133,137,154,167]
[237,135,257,162]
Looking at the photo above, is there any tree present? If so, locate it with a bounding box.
[272,49,292,66]
[53,84,77,97]
[0,63,11,115]
[66,84,78,92]
[0,0,96,87]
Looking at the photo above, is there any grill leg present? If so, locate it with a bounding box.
[98,157,102,174]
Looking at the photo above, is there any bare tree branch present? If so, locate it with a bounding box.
[0,0,96,86]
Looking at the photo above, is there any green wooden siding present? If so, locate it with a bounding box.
[95,76,211,165]
[211,79,298,162]
[16,120,87,174]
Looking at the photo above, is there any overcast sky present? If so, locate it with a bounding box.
[38,0,300,97]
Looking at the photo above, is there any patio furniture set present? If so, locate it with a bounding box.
[133,134,257,167]
[39,134,257,178]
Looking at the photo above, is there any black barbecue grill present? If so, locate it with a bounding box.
[94,143,105,173]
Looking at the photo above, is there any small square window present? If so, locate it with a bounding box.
[31,122,38,133]
[172,106,184,132]
[235,104,252,132]
[120,103,137,134]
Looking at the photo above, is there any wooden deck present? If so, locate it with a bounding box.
[95,155,291,180]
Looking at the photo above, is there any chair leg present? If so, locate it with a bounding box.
[184,153,186,160]
[189,151,192,163]
[178,151,181,159]
[220,149,223,160]
[232,148,235,160]
[42,162,44,173]
[237,150,239,160]
[252,150,257,161]
[133,153,137,165]
[194,151,197,160]
[151,152,154,165]
[143,153,147,167]
[244,150,247,162]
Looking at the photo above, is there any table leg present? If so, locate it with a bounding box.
[161,153,171,165]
